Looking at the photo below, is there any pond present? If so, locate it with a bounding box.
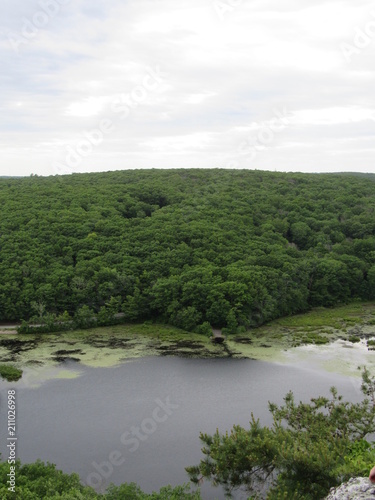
[0,355,364,499]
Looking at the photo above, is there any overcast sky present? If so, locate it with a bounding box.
[1,0,375,176]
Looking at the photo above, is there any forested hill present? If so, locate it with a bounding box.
[1,169,375,331]
[331,172,375,180]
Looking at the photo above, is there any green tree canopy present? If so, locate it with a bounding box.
[1,169,375,331]
[186,369,375,499]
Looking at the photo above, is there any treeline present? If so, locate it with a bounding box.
[1,169,375,332]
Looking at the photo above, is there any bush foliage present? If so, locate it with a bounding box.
[0,459,201,499]
[0,364,23,381]
[186,368,375,499]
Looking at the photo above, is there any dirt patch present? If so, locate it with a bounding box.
[155,343,218,358]
[107,337,132,348]
[233,337,253,344]
[0,339,40,354]
[53,349,84,356]
[88,337,132,349]
[212,336,225,344]
[53,356,81,363]
[175,340,204,349]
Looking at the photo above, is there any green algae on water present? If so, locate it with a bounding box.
[0,302,374,383]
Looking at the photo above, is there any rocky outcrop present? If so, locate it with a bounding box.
[325,477,375,499]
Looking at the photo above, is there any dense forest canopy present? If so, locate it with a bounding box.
[1,169,375,331]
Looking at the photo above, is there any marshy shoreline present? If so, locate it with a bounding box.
[0,301,374,382]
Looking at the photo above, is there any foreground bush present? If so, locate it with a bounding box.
[186,368,375,499]
[0,458,201,500]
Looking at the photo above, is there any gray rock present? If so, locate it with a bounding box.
[325,477,375,499]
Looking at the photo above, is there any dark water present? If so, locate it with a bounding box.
[0,357,362,499]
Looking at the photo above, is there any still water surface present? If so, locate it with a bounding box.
[0,357,362,499]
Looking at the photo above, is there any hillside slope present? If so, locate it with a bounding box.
[0,169,374,330]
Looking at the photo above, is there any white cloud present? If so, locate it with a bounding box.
[185,92,217,104]
[0,0,375,176]
[292,107,375,125]
[65,96,111,117]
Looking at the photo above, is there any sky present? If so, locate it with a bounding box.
[1,0,375,177]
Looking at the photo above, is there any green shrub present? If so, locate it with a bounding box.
[348,336,361,343]
[0,364,23,381]
[187,368,375,499]
[0,459,201,499]
[195,322,212,336]
[343,440,375,476]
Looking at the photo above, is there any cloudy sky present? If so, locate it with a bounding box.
[1,0,375,176]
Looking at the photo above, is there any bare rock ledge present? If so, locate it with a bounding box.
[325,478,375,499]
